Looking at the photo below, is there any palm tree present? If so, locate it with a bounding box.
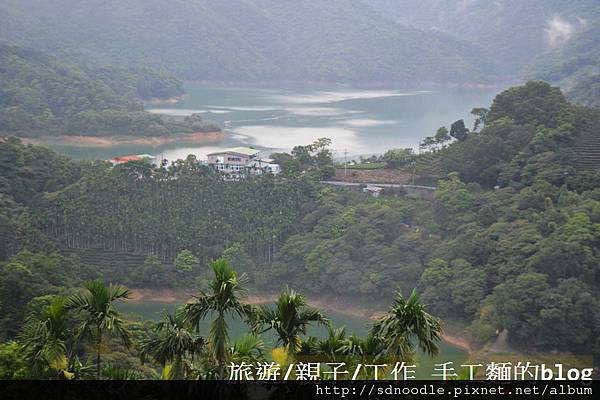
[102,364,140,380]
[182,258,254,378]
[230,333,265,364]
[19,297,71,378]
[65,280,131,380]
[370,290,442,362]
[314,326,348,362]
[139,309,205,379]
[253,287,328,356]
[297,328,387,379]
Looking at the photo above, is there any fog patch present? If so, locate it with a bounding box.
[341,119,397,127]
[270,90,416,105]
[147,108,229,116]
[545,15,580,47]
[232,125,362,153]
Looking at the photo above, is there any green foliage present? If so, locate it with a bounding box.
[2,80,600,361]
[86,65,183,101]
[174,250,199,274]
[270,190,426,298]
[0,137,80,205]
[253,287,329,355]
[371,290,442,360]
[222,243,255,276]
[65,280,132,379]
[272,138,335,180]
[0,0,495,84]
[439,81,600,189]
[140,310,205,379]
[101,364,141,380]
[19,297,72,378]
[486,81,570,128]
[366,0,600,80]
[0,342,28,379]
[133,255,164,287]
[0,43,214,138]
[449,120,469,142]
[527,26,600,106]
[269,82,600,355]
[0,251,79,339]
[182,258,254,378]
[381,148,416,169]
[41,157,312,269]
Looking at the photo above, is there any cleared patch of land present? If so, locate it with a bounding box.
[332,168,413,184]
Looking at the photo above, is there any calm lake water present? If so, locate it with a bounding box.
[118,300,467,380]
[49,83,498,161]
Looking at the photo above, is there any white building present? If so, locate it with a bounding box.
[206,147,280,176]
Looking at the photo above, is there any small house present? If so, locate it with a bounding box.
[363,184,383,197]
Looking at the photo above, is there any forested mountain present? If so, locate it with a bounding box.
[0,81,599,361]
[0,0,496,84]
[364,0,600,76]
[2,83,599,355]
[267,82,600,353]
[526,26,600,107]
[0,42,215,137]
[85,66,184,102]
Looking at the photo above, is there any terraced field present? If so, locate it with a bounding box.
[61,248,168,283]
[571,132,600,172]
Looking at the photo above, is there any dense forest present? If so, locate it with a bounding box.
[0,0,497,85]
[2,0,598,105]
[365,0,600,72]
[270,82,600,353]
[1,0,599,384]
[526,26,600,107]
[1,0,598,106]
[0,42,218,137]
[0,136,445,379]
[365,0,600,105]
[1,82,599,379]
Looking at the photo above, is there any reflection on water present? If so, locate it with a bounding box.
[119,300,467,380]
[47,83,498,161]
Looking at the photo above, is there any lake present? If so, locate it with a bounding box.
[49,83,498,161]
[118,300,467,380]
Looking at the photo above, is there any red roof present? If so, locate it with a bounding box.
[109,155,143,164]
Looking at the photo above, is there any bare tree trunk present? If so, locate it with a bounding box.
[96,326,102,380]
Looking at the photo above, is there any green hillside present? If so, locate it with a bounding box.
[526,26,600,107]
[364,0,600,76]
[0,0,496,84]
[0,42,212,137]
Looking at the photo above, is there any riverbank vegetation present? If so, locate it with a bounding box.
[0,258,443,380]
[1,81,599,376]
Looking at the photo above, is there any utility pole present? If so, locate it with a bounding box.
[344,149,348,179]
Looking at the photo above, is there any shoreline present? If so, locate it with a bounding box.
[144,93,189,105]
[128,288,472,352]
[20,131,225,148]
[183,79,508,90]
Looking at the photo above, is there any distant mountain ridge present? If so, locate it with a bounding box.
[525,26,600,107]
[364,0,600,105]
[364,0,600,74]
[0,0,598,104]
[0,0,497,85]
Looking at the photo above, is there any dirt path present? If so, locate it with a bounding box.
[129,288,193,303]
[441,334,472,352]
